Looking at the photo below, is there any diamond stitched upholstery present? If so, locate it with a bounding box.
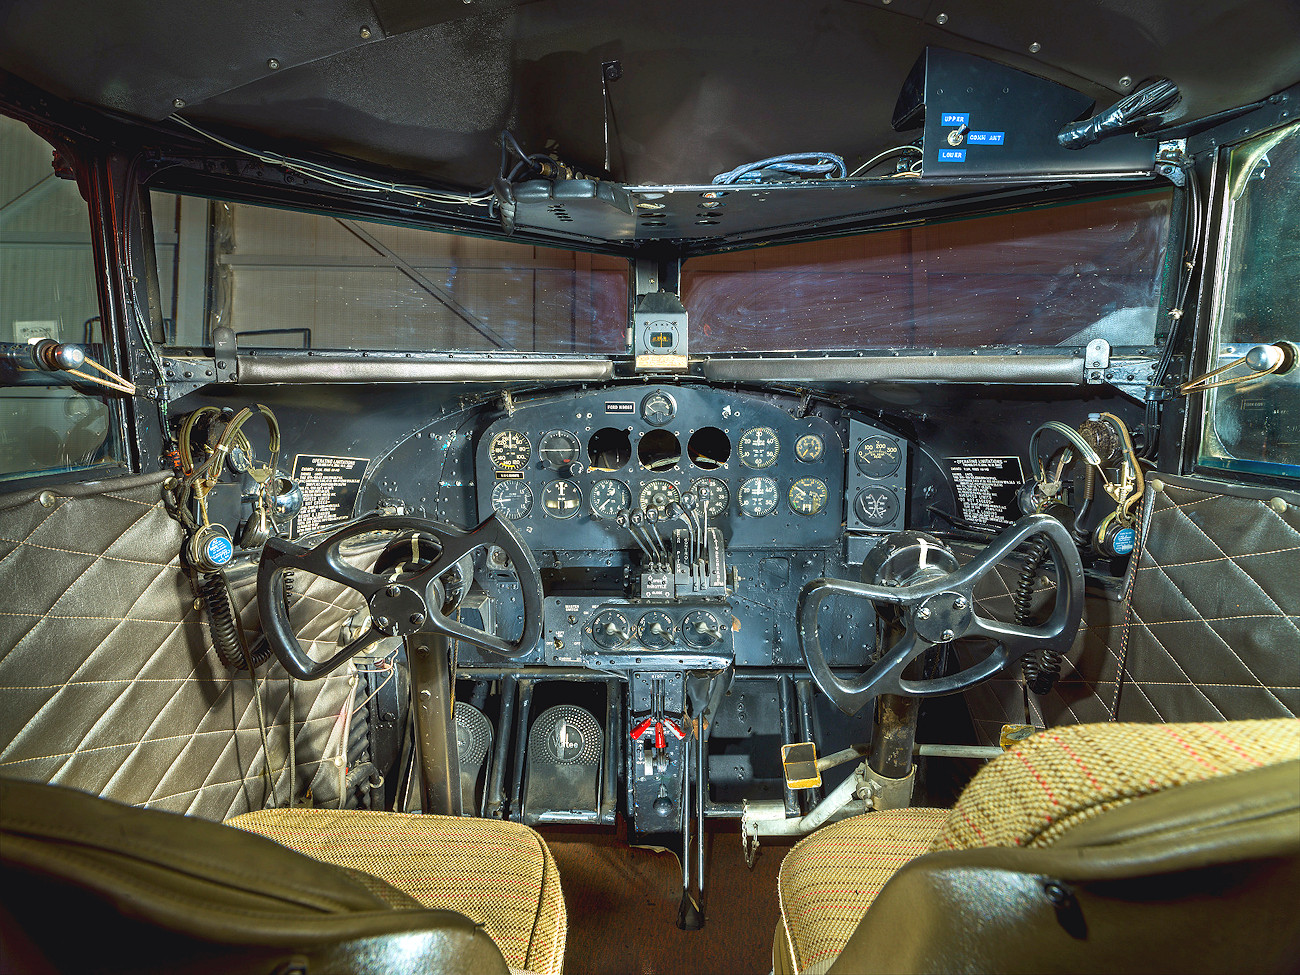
[0,474,364,820]
[227,807,567,975]
[935,718,1300,850]
[776,718,1300,973]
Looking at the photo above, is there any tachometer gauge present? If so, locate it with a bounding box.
[738,476,779,517]
[854,487,900,527]
[795,433,825,463]
[690,476,730,517]
[737,427,780,469]
[788,476,829,516]
[489,430,531,471]
[638,479,680,512]
[590,609,632,649]
[589,479,631,519]
[637,609,676,649]
[541,479,582,519]
[855,435,902,478]
[491,480,533,520]
[641,390,677,426]
[538,430,582,471]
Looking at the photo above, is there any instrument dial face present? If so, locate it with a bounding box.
[795,433,825,463]
[690,476,730,517]
[737,427,780,469]
[489,430,531,471]
[855,435,902,478]
[641,390,677,426]
[490,480,533,519]
[589,479,631,519]
[638,479,680,512]
[538,430,582,471]
[590,609,631,649]
[788,476,830,516]
[637,609,676,649]
[681,609,723,649]
[541,479,582,519]
[738,476,779,517]
[855,487,900,527]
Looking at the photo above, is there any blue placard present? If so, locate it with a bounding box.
[1112,527,1136,556]
[937,148,966,163]
[940,112,969,126]
[968,131,1006,145]
[205,535,234,566]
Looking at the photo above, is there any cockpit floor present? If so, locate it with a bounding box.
[544,818,793,975]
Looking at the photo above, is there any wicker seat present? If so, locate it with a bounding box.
[776,718,1300,974]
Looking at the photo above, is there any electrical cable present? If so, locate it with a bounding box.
[847,145,923,178]
[712,152,848,185]
[170,116,493,207]
[1014,535,1062,695]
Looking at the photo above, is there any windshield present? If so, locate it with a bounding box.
[682,190,1172,353]
[150,192,630,354]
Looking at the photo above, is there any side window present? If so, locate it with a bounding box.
[1198,121,1300,479]
[0,114,124,482]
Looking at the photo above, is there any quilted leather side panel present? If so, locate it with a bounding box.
[1110,478,1300,722]
[959,477,1299,737]
[0,474,366,821]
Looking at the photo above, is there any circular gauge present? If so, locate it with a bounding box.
[538,430,582,471]
[854,487,900,527]
[641,390,677,426]
[589,479,631,519]
[690,476,730,517]
[795,433,825,463]
[681,609,723,649]
[738,476,779,517]
[637,609,676,649]
[855,435,902,478]
[638,479,680,512]
[489,430,531,471]
[737,427,780,469]
[788,476,830,516]
[541,480,583,519]
[490,480,533,519]
[590,609,632,650]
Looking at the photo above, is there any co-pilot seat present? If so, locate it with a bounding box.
[0,779,565,975]
[775,718,1300,975]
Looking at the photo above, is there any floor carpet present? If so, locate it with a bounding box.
[544,819,794,975]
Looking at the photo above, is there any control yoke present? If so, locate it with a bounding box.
[798,515,1084,714]
[257,513,543,680]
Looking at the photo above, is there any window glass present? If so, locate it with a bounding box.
[150,192,630,354]
[0,114,122,481]
[682,190,1172,352]
[1199,121,1300,478]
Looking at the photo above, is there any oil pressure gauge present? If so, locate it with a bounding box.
[794,433,825,463]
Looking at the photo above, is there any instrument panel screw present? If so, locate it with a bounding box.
[1119,76,1133,88]
[1269,497,1289,513]
[172,97,185,109]
[409,613,425,626]
[359,25,372,38]
[916,606,932,620]
[386,585,400,597]
[935,12,948,24]
[38,491,57,508]
[267,58,280,70]
[953,596,967,610]
[941,629,956,641]
[1028,41,1041,54]
[373,616,391,631]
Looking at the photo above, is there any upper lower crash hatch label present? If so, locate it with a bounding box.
[291,454,369,536]
[949,456,1025,531]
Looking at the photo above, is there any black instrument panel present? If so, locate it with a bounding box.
[474,385,846,550]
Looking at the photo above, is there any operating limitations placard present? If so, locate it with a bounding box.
[949,456,1025,530]
[291,454,369,536]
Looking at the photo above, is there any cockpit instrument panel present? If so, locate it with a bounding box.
[475,386,846,550]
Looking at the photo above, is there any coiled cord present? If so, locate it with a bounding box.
[200,573,273,670]
[1015,535,1062,695]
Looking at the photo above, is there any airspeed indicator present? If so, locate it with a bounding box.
[489,430,531,471]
